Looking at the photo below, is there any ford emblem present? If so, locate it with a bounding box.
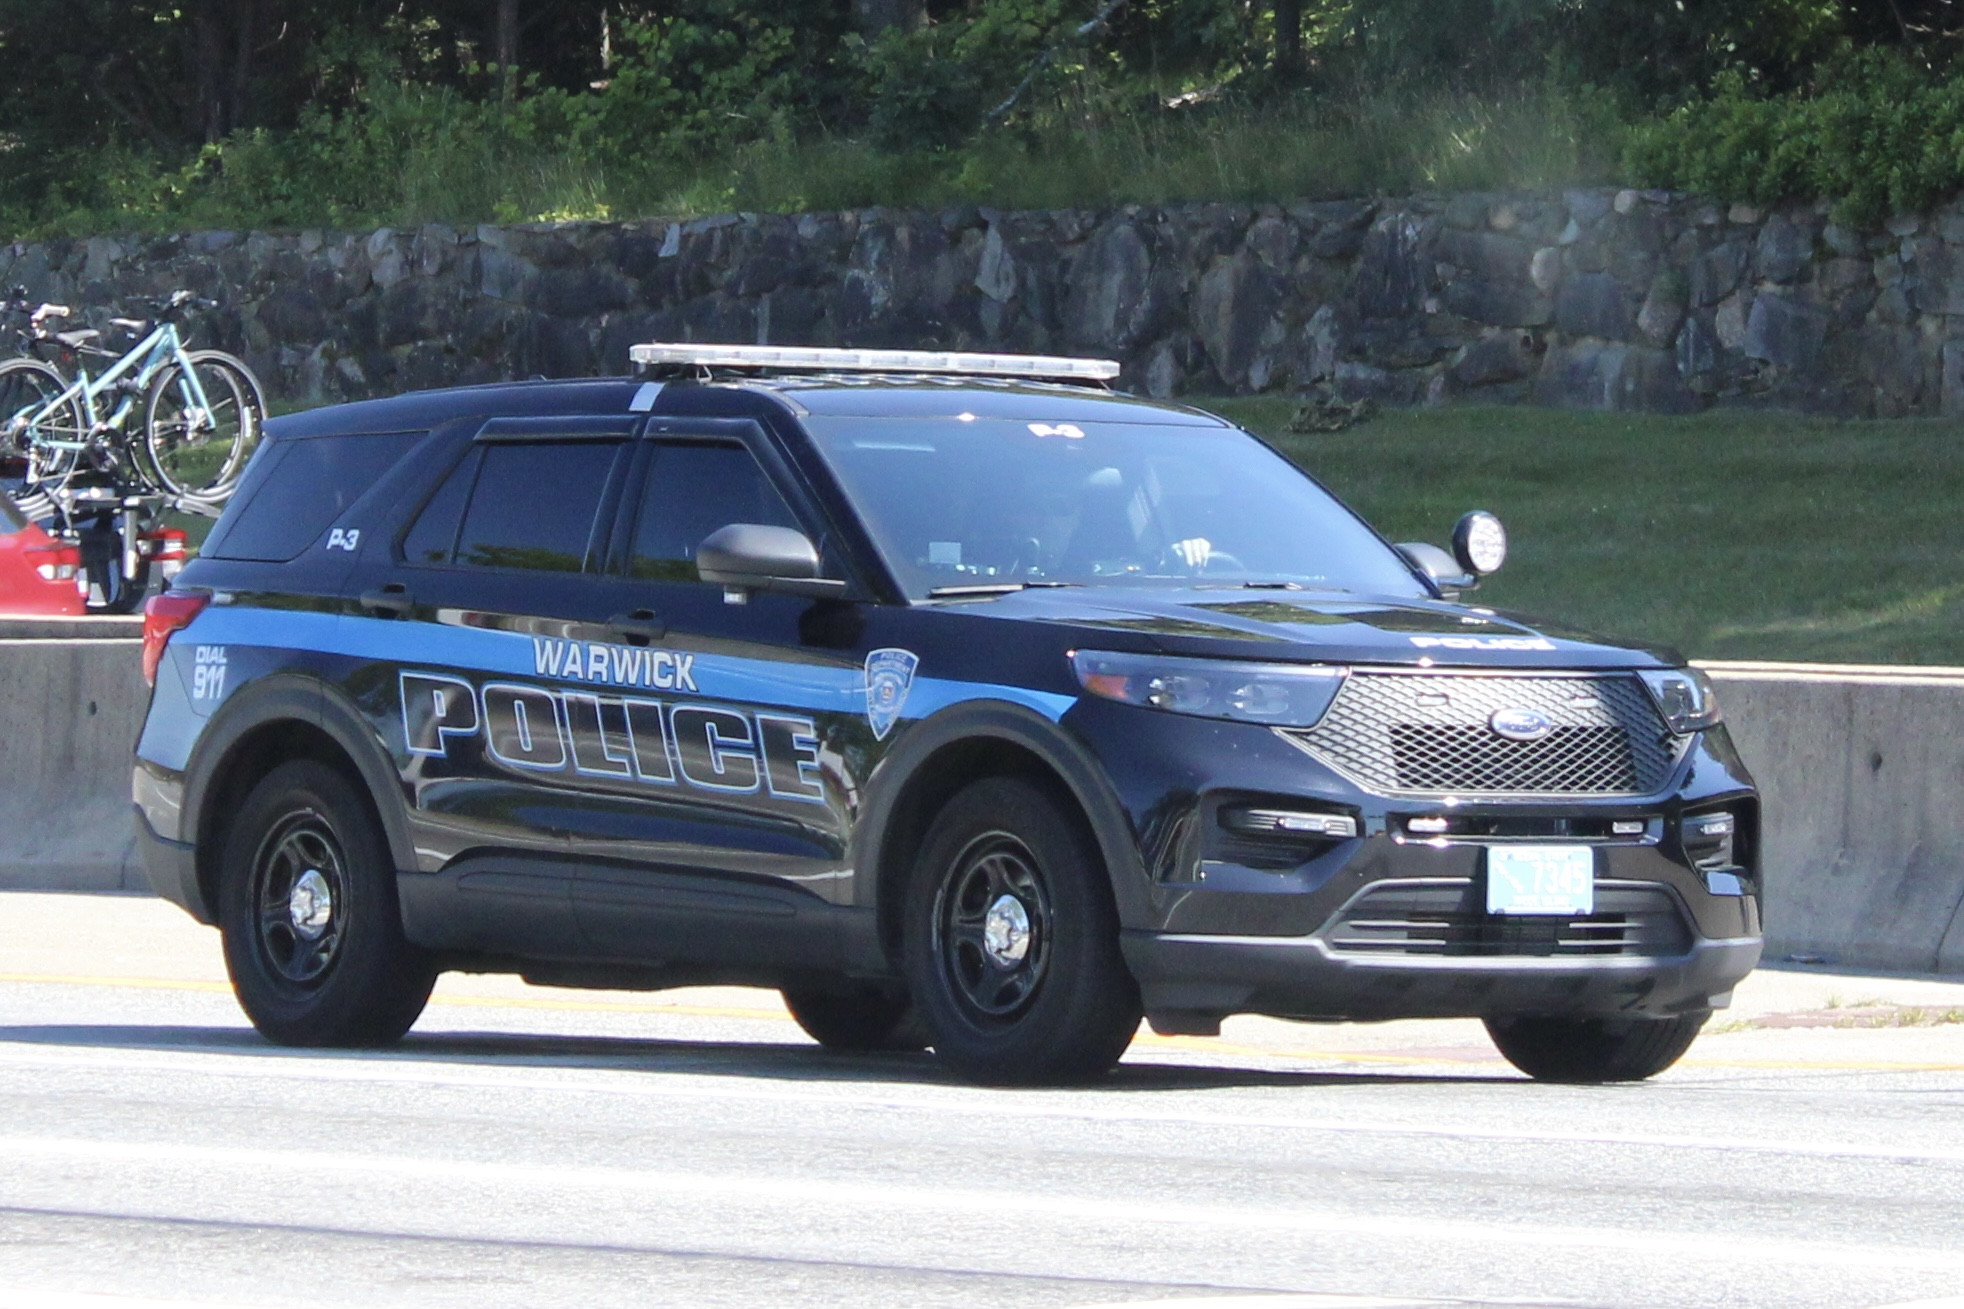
[1489,707,1553,741]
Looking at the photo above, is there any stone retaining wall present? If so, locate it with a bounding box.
[5,189,1958,416]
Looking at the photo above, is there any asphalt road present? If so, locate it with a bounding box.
[3,893,1964,1309]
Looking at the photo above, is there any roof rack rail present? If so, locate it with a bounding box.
[629,342,1121,383]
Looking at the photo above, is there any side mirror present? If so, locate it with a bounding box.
[696,523,848,599]
[1395,542,1475,594]
[1397,510,1507,598]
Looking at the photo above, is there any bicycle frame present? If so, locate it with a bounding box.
[25,320,215,459]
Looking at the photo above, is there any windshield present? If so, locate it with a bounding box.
[803,415,1427,601]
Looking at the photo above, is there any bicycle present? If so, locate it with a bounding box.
[0,289,264,502]
[0,290,266,610]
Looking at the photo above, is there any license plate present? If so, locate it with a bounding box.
[1486,846,1595,916]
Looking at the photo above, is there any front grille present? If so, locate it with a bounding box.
[1322,878,1693,958]
[1284,671,1680,798]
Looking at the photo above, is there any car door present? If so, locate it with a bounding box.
[363,415,638,958]
[565,417,872,971]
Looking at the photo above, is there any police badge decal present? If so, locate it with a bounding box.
[864,648,920,741]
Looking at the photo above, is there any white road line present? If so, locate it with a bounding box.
[1062,1298,1448,1309]
[1068,1289,1453,1297]
[1,1133,1959,1275]
[0,1294,320,1309]
[2,1042,1961,1171]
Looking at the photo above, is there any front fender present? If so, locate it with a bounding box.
[849,699,1149,965]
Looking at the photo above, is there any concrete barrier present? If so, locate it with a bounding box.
[1702,661,1964,974]
[0,627,148,892]
[1,632,1961,974]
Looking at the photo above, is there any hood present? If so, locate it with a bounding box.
[974,586,1682,670]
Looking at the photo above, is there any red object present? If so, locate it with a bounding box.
[142,590,210,687]
[0,500,85,617]
[140,527,191,582]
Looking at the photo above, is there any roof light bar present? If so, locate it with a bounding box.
[629,342,1121,383]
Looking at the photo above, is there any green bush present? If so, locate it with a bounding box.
[1627,52,1964,227]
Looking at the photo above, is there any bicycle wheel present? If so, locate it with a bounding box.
[142,354,254,499]
[177,349,265,499]
[0,357,85,488]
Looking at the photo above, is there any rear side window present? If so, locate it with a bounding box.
[451,440,625,573]
[204,433,411,562]
[626,442,800,582]
[0,491,24,533]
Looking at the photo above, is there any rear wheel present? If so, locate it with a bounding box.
[0,357,83,487]
[218,760,436,1047]
[782,985,929,1053]
[1484,1011,1709,1083]
[903,777,1141,1085]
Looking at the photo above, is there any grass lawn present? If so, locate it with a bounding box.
[187,396,1963,666]
[1207,399,1964,667]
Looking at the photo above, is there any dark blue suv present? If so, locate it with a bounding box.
[132,345,1761,1085]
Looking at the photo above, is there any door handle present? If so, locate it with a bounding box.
[360,583,414,618]
[608,609,665,645]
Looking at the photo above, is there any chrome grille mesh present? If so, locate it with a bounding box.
[1285,671,1679,798]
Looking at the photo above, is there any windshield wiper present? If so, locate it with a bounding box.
[926,581,1080,598]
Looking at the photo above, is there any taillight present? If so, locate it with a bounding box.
[142,528,190,578]
[26,542,80,583]
[142,529,189,561]
[142,591,210,687]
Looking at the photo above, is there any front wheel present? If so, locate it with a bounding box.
[903,777,1141,1085]
[218,760,436,1046]
[142,352,258,500]
[1484,1011,1709,1083]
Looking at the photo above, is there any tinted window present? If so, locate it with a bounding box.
[804,416,1425,599]
[626,442,800,582]
[454,440,624,573]
[0,490,24,533]
[205,432,412,562]
[401,448,482,566]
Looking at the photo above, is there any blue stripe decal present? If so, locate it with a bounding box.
[182,606,1076,723]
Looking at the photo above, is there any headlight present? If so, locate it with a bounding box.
[1639,667,1721,733]
[1071,650,1345,727]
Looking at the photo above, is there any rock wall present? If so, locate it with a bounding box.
[5,188,1958,416]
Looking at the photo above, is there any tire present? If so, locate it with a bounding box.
[185,349,266,498]
[218,760,437,1047]
[76,520,149,614]
[782,984,929,1053]
[1484,1011,1709,1084]
[142,353,256,500]
[0,357,84,487]
[902,776,1141,1085]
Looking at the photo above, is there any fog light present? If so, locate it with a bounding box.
[1407,816,1449,835]
[1682,811,1737,872]
[1223,808,1358,839]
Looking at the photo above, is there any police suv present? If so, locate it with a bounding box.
[133,345,1761,1085]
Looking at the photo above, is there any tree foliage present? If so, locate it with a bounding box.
[0,0,1955,234]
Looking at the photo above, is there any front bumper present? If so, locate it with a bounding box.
[1123,928,1762,1024]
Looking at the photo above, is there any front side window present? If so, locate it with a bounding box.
[447,440,625,573]
[625,442,801,582]
[803,416,1425,600]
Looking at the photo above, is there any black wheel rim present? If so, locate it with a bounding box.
[250,809,348,990]
[932,832,1053,1025]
